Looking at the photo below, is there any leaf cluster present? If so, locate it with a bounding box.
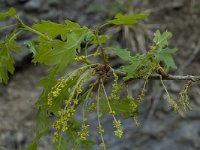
[0,8,193,150]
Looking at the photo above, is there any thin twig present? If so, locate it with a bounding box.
[113,70,200,82]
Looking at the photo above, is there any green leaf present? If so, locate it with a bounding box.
[155,48,177,69]
[32,22,88,72]
[54,137,69,150]
[0,32,20,84]
[101,98,136,119]
[64,20,80,28]
[32,20,87,41]
[90,35,109,44]
[5,32,21,53]
[65,120,96,150]
[32,20,67,39]
[83,31,95,43]
[107,13,149,25]
[0,44,14,84]
[120,54,147,79]
[153,30,172,50]
[33,38,77,66]
[26,142,37,150]
[0,8,16,20]
[8,7,16,16]
[108,47,132,61]
[24,41,37,56]
[36,67,57,108]
[36,108,50,135]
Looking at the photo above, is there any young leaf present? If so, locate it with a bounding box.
[107,13,149,25]
[120,54,148,79]
[154,48,177,69]
[0,7,16,20]
[153,30,172,50]
[108,47,132,61]
[90,35,109,44]
[24,41,37,56]
[5,32,21,53]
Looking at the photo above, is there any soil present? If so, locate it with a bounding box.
[0,0,200,150]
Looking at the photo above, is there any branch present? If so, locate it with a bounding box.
[114,70,200,82]
[144,74,200,82]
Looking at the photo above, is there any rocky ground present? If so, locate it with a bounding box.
[0,0,200,150]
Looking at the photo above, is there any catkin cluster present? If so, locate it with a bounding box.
[50,66,94,142]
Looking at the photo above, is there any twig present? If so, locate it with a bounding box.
[114,70,200,82]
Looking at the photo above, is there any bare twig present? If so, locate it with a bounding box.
[114,70,200,82]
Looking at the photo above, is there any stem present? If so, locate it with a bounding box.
[160,76,179,112]
[0,24,17,31]
[160,76,170,96]
[15,16,52,41]
[114,69,200,82]
[99,23,110,30]
[82,81,97,120]
[97,84,106,150]
[23,24,52,41]
[94,30,108,64]
[8,30,23,43]
[101,79,117,122]
[64,69,92,110]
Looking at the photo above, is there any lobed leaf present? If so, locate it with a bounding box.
[0,7,16,20]
[108,47,132,61]
[154,48,177,69]
[32,20,66,39]
[0,32,20,84]
[90,35,109,44]
[153,30,172,50]
[120,54,148,80]
[32,20,86,40]
[107,13,149,25]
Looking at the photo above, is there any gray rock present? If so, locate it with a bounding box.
[24,0,43,12]
[18,0,29,4]
[5,0,17,6]
[5,0,29,5]
[40,9,60,20]
[48,0,60,7]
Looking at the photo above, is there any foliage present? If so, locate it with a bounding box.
[0,8,194,150]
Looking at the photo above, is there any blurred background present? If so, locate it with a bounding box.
[0,0,200,149]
